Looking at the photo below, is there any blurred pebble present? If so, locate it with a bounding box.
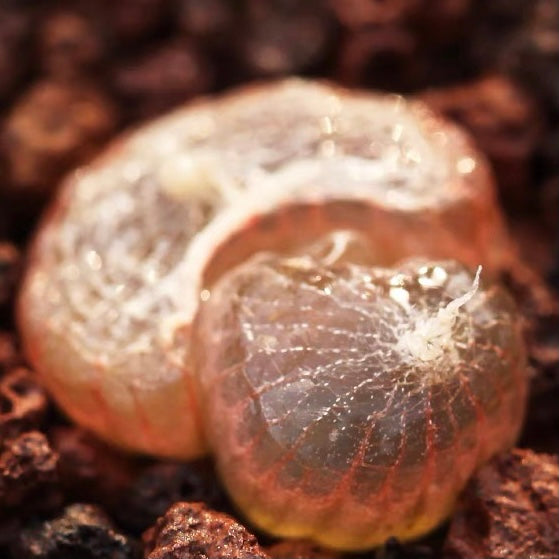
[12,502,139,559]
[143,502,269,559]
[112,40,213,121]
[444,449,559,558]
[2,80,117,196]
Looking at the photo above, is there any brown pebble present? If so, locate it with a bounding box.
[238,0,333,77]
[499,258,559,452]
[0,367,48,439]
[2,80,117,195]
[0,431,58,510]
[330,0,421,27]
[178,0,236,46]
[12,502,139,559]
[444,448,559,558]
[112,40,213,121]
[499,258,559,370]
[143,502,270,559]
[39,10,106,80]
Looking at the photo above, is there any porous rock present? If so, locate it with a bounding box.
[0,367,48,438]
[143,502,269,559]
[12,503,139,559]
[444,448,559,558]
[0,431,58,510]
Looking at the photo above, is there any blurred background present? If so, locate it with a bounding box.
[0,0,557,281]
[0,3,558,558]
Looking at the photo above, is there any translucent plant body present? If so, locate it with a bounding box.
[193,232,528,550]
[19,79,512,459]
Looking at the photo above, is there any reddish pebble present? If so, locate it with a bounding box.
[143,502,269,559]
[444,448,559,558]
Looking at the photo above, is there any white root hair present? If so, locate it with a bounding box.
[399,266,482,363]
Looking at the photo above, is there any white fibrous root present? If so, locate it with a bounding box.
[320,231,357,266]
[399,265,482,364]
